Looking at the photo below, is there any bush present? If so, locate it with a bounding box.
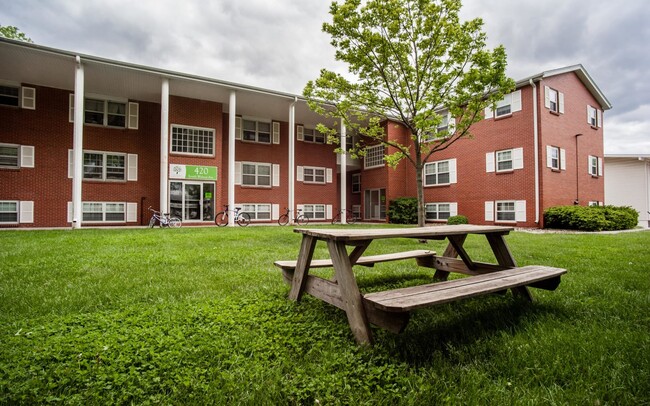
[388,197,418,224]
[447,215,468,225]
[544,205,638,231]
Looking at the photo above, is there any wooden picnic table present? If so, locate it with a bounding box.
[275,225,566,345]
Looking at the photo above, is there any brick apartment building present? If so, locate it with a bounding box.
[0,38,611,228]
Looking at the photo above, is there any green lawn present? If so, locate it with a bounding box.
[0,226,648,405]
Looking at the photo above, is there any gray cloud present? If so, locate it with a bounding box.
[2,0,649,153]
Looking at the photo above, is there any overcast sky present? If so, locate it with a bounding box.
[2,0,649,154]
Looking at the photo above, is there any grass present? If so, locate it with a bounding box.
[0,226,648,405]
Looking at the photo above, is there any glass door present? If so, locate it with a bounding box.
[364,188,386,220]
[169,181,215,222]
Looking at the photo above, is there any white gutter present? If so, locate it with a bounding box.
[160,78,170,215]
[288,97,297,223]
[340,121,347,224]
[228,91,237,226]
[72,56,84,229]
[530,78,540,224]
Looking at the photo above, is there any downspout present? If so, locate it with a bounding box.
[530,79,540,224]
[288,97,297,224]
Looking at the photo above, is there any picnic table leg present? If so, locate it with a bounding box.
[288,235,317,301]
[434,234,467,281]
[328,240,373,345]
[486,233,534,301]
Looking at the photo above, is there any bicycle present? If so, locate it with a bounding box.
[331,208,358,225]
[215,205,250,227]
[277,207,309,226]
[148,207,182,228]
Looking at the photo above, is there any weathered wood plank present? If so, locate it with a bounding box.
[274,250,437,270]
[486,233,533,301]
[364,265,567,312]
[288,235,316,302]
[433,256,509,275]
[294,225,513,242]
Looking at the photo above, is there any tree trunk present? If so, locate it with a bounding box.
[415,162,425,227]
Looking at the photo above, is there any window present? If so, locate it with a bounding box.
[240,203,271,221]
[171,125,215,156]
[242,163,271,187]
[496,150,513,172]
[588,201,601,207]
[0,144,19,168]
[364,145,384,169]
[424,159,457,186]
[548,88,558,112]
[422,110,454,142]
[243,119,271,144]
[0,85,19,107]
[587,105,602,128]
[303,167,326,184]
[496,201,516,221]
[549,147,560,170]
[83,152,125,181]
[351,173,361,193]
[425,203,455,221]
[485,90,522,119]
[170,182,215,221]
[0,201,18,223]
[303,128,325,143]
[589,155,602,177]
[84,98,126,127]
[82,202,125,223]
[303,204,326,219]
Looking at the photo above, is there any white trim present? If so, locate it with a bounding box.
[326,168,333,183]
[127,154,138,181]
[68,149,74,178]
[297,125,304,141]
[449,158,457,184]
[170,124,216,157]
[486,152,495,173]
[364,144,385,169]
[21,87,35,110]
[513,147,524,170]
[272,204,280,220]
[511,90,522,113]
[484,201,494,222]
[237,203,272,221]
[160,78,170,215]
[20,145,35,168]
[0,201,19,224]
[515,200,527,222]
[19,201,34,223]
[297,165,304,182]
[272,121,280,144]
[240,161,272,187]
[326,204,333,220]
[559,92,565,114]
[69,93,75,123]
[235,116,242,140]
[560,148,566,170]
[235,161,242,185]
[272,163,280,187]
[450,202,458,217]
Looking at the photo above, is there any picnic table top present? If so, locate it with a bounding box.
[294,225,514,242]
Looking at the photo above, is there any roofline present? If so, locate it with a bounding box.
[605,154,650,159]
[0,37,305,102]
[516,64,612,110]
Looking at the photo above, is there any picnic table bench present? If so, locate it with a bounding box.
[275,225,567,345]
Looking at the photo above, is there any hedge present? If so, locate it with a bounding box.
[388,197,418,224]
[544,205,638,231]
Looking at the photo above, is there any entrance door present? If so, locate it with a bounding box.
[364,188,386,220]
[170,181,215,221]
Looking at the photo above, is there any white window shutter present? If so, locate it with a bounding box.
[586,106,592,125]
[485,201,494,222]
[326,204,333,220]
[297,125,304,141]
[450,202,458,217]
[235,117,242,140]
[598,157,603,176]
[448,112,456,134]
[235,161,242,185]
[511,90,522,113]
[271,204,280,220]
[560,149,566,170]
[559,92,565,114]
[69,94,75,123]
[272,164,280,187]
[546,146,553,168]
[513,147,524,170]
[128,102,139,130]
[297,166,304,182]
[486,152,495,173]
[515,200,527,222]
[126,202,138,222]
[68,149,74,178]
[326,168,333,183]
[544,86,550,109]
[67,202,73,223]
[19,201,34,223]
[597,109,602,127]
[127,154,138,181]
[484,105,493,120]
[449,158,457,184]
[21,87,36,110]
[272,122,280,144]
[20,146,35,168]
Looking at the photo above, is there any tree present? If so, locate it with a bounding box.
[304,0,515,226]
[0,26,33,43]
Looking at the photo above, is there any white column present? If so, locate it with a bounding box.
[340,120,347,224]
[160,78,170,214]
[228,90,236,226]
[288,98,296,224]
[72,56,84,229]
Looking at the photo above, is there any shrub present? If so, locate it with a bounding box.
[544,205,638,231]
[388,197,418,224]
[447,215,468,225]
